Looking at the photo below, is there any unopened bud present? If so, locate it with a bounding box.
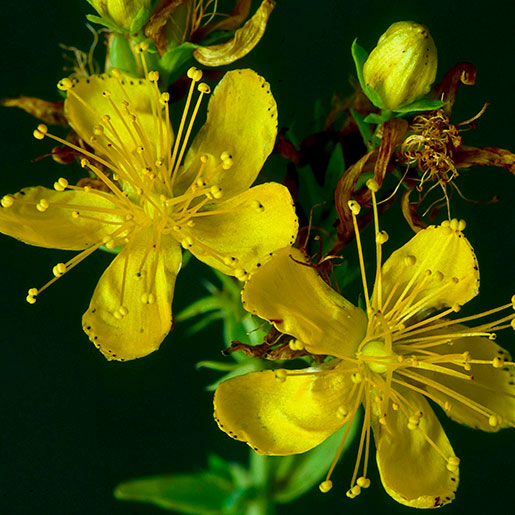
[363,21,437,110]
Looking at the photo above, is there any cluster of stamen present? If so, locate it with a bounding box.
[1,46,263,311]
[307,178,515,498]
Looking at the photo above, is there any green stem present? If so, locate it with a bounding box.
[245,451,275,515]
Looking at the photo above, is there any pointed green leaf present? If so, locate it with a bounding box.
[129,7,152,33]
[273,416,361,503]
[85,14,122,31]
[351,39,385,110]
[394,98,447,114]
[324,143,345,191]
[161,43,199,85]
[115,472,234,514]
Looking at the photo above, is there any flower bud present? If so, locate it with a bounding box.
[363,21,437,111]
[87,0,152,31]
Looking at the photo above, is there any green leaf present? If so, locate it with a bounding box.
[351,39,385,110]
[363,111,393,125]
[115,472,234,514]
[324,142,345,192]
[161,43,199,85]
[85,14,122,32]
[108,34,139,76]
[130,7,152,33]
[394,98,447,114]
[350,109,376,149]
[272,416,361,503]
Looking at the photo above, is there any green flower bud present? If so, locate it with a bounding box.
[363,21,437,111]
[87,0,152,31]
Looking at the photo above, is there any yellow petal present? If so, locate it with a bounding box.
[380,222,479,318]
[0,186,119,250]
[182,183,298,276]
[242,247,367,358]
[176,69,277,199]
[417,326,515,432]
[64,73,169,159]
[82,227,182,361]
[194,0,275,67]
[374,387,458,508]
[214,364,352,455]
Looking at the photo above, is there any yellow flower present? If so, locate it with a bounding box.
[363,21,437,111]
[214,182,515,508]
[0,52,297,361]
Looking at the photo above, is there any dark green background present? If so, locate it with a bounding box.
[1,1,513,514]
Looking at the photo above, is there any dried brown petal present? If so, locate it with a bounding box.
[401,188,427,233]
[454,145,515,175]
[144,0,187,55]
[2,97,67,126]
[431,62,476,116]
[194,0,274,66]
[374,117,408,187]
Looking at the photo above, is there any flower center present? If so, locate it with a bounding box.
[360,339,392,374]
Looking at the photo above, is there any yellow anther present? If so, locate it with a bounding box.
[102,115,111,123]
[349,485,362,497]
[33,125,47,139]
[198,82,211,94]
[376,230,389,244]
[446,456,460,472]
[57,78,73,91]
[196,178,207,188]
[1,194,15,207]
[404,255,416,267]
[160,92,170,104]
[336,406,348,420]
[275,369,287,382]
[187,67,203,81]
[379,416,387,425]
[319,480,333,493]
[94,125,104,136]
[441,220,450,228]
[26,288,38,304]
[458,219,467,231]
[450,218,459,231]
[347,200,361,216]
[102,90,111,98]
[433,271,444,282]
[223,256,238,267]
[53,177,69,191]
[111,68,121,78]
[234,268,248,281]
[357,477,371,488]
[452,303,461,313]
[113,173,120,181]
[220,151,231,161]
[113,311,123,320]
[148,71,160,82]
[448,456,460,466]
[36,199,49,212]
[392,402,399,411]
[488,414,501,427]
[200,154,209,163]
[140,292,155,304]
[182,237,194,248]
[72,211,80,219]
[136,146,145,154]
[366,178,380,192]
[137,41,149,52]
[511,319,515,330]
[119,306,129,317]
[105,240,116,250]
[511,294,515,307]
[210,185,223,199]
[351,372,362,384]
[187,220,195,227]
[250,200,265,212]
[80,158,90,168]
[222,157,233,170]
[493,356,504,368]
[52,263,67,277]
